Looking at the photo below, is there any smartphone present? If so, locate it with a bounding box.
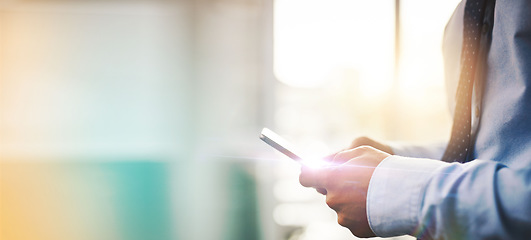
[260,128,330,168]
[259,128,305,162]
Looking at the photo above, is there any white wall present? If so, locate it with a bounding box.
[0,1,193,159]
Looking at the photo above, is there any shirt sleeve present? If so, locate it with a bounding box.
[387,142,447,160]
[367,155,531,239]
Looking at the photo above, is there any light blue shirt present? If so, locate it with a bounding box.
[367,1,531,239]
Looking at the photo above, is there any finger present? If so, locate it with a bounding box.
[299,166,321,188]
[316,188,327,195]
[332,147,368,164]
[349,136,372,149]
[299,166,329,189]
[327,151,351,164]
[323,152,337,161]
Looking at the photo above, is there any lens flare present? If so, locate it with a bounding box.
[300,157,330,169]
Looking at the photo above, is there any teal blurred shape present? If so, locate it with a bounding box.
[98,161,173,240]
[223,163,262,240]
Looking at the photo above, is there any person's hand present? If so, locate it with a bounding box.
[314,136,392,195]
[299,146,391,238]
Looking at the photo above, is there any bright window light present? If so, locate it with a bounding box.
[274,0,395,95]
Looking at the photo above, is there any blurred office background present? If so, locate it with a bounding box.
[0,0,460,239]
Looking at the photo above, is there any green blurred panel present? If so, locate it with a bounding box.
[95,161,173,240]
[175,160,263,240]
[224,163,262,240]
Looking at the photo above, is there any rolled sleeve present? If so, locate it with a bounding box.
[366,155,448,237]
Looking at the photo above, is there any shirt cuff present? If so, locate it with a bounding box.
[366,155,448,237]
